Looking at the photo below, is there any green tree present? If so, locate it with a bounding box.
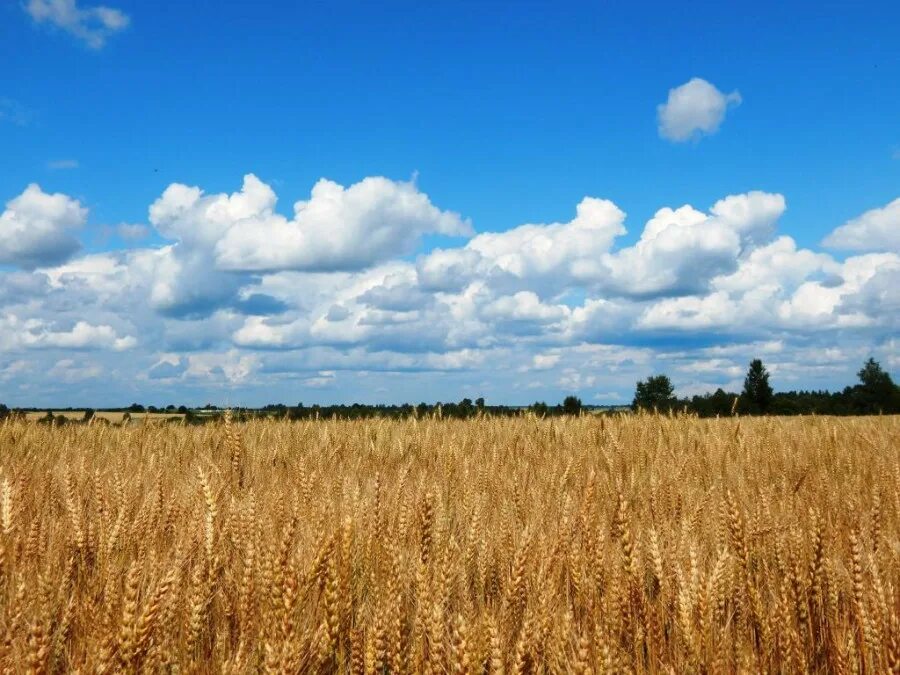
[530,401,549,417]
[562,396,583,415]
[855,358,900,413]
[458,398,475,417]
[632,375,676,412]
[741,359,774,414]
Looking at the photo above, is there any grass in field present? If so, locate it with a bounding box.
[0,414,897,672]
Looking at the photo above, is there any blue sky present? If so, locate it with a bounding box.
[1,0,898,407]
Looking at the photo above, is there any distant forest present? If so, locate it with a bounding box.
[2,357,897,424]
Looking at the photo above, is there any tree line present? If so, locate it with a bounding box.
[632,357,900,416]
[1,358,896,424]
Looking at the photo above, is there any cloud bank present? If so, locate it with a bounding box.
[0,175,896,406]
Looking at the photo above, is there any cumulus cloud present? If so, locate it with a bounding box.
[0,184,86,269]
[638,247,899,335]
[657,78,742,142]
[24,0,130,49]
[823,198,900,252]
[0,315,136,351]
[418,197,626,293]
[776,254,900,330]
[139,174,472,318]
[418,191,785,299]
[0,177,897,405]
[603,192,786,296]
[150,174,472,273]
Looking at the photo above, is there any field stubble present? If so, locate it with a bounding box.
[0,414,897,673]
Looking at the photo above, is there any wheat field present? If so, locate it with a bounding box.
[0,414,897,673]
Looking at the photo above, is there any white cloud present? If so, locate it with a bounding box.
[303,371,337,388]
[557,369,597,391]
[25,0,130,49]
[116,223,149,241]
[675,358,744,378]
[603,192,786,296]
[713,236,834,294]
[0,184,86,269]
[0,360,31,382]
[149,175,274,249]
[0,315,135,351]
[480,292,569,325]
[417,190,785,300]
[1,177,897,406]
[776,253,900,330]
[528,353,561,371]
[47,359,103,382]
[146,355,186,380]
[43,252,132,299]
[823,198,900,252]
[418,197,626,292]
[657,78,742,142]
[638,248,899,334]
[185,350,258,384]
[219,176,470,272]
[149,174,472,274]
[638,291,738,330]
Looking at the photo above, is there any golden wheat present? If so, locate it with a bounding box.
[0,413,897,672]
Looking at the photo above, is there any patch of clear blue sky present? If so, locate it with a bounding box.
[2,0,898,256]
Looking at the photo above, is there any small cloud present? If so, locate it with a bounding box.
[530,354,560,370]
[24,0,130,49]
[892,147,900,160]
[148,356,186,380]
[557,368,596,390]
[113,335,137,350]
[0,98,32,126]
[47,159,79,170]
[116,223,149,241]
[0,359,31,382]
[48,358,103,382]
[657,77,741,143]
[303,371,336,388]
